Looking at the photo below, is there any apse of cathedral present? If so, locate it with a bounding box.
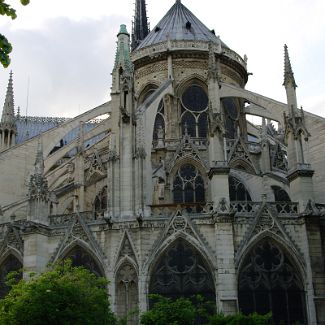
[0,0,324,324]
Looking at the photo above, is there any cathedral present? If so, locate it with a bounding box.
[0,0,324,324]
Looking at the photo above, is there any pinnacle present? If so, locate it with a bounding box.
[1,71,15,126]
[283,44,297,88]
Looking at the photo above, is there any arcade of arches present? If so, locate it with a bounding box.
[0,240,308,325]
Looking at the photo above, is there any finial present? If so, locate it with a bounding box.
[283,44,297,88]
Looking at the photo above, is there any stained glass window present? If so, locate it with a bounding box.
[149,240,215,301]
[180,85,208,138]
[238,240,307,324]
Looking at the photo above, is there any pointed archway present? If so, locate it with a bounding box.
[238,239,307,324]
[149,239,215,302]
[63,244,104,277]
[115,261,139,325]
[0,254,22,298]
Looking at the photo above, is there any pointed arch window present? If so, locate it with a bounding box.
[116,263,139,323]
[0,255,22,298]
[64,246,103,277]
[222,97,240,139]
[229,176,251,201]
[153,100,165,147]
[173,164,205,204]
[94,186,107,214]
[180,85,208,138]
[272,186,291,202]
[238,240,307,324]
[149,240,215,301]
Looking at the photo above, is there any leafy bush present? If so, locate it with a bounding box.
[0,260,117,325]
[141,294,272,325]
[140,294,197,325]
[207,312,272,325]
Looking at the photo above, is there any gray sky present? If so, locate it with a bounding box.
[0,0,324,118]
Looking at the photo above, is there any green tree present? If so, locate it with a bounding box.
[0,0,29,68]
[140,294,197,325]
[140,295,273,325]
[0,260,117,325]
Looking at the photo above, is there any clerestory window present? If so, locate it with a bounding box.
[180,85,208,138]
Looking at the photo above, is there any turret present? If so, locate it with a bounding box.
[131,0,149,50]
[283,45,314,211]
[111,24,133,94]
[0,71,17,151]
[110,25,135,219]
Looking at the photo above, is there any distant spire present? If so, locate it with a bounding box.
[1,71,15,126]
[131,0,149,50]
[283,44,297,88]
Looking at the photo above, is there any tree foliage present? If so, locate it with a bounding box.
[140,295,273,325]
[0,0,30,68]
[140,295,197,325]
[0,260,117,325]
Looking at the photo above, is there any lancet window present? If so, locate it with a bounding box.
[116,263,138,325]
[0,255,22,298]
[153,100,165,147]
[229,176,251,201]
[94,186,108,213]
[149,240,215,302]
[173,164,205,204]
[272,186,291,202]
[238,240,306,324]
[180,85,208,138]
[222,97,240,139]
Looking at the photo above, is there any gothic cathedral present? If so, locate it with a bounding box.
[0,1,324,324]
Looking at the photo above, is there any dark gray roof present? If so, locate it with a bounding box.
[137,0,227,50]
[15,116,102,149]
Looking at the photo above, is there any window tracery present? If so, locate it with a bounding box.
[180,85,208,138]
[149,240,215,301]
[173,164,205,204]
[238,240,306,324]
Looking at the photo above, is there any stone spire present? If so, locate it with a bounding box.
[1,71,15,127]
[112,25,133,93]
[0,71,17,151]
[283,44,297,89]
[131,0,149,50]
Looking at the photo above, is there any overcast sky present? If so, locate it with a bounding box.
[0,0,324,118]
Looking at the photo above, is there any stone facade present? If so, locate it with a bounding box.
[0,1,324,324]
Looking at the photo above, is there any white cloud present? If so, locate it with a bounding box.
[0,0,324,117]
